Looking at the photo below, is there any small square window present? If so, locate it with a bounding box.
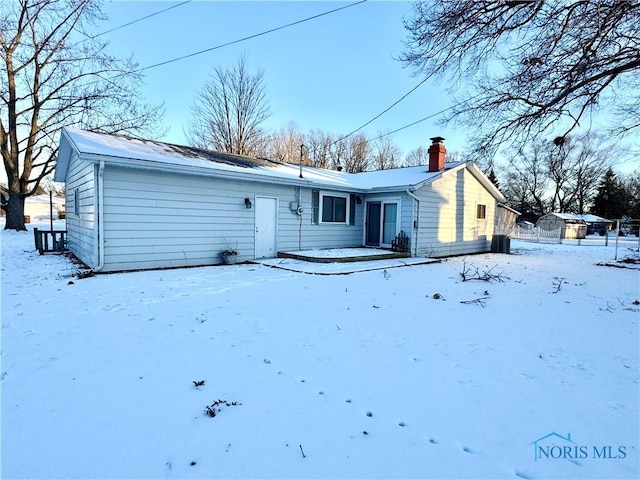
[317,191,350,224]
[477,204,486,219]
[322,195,346,223]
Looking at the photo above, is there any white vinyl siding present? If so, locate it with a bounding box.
[98,167,364,272]
[414,168,496,257]
[63,153,97,267]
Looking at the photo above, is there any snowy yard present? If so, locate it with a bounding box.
[1,221,638,479]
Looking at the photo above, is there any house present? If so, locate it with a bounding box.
[536,212,587,239]
[24,194,66,221]
[53,128,506,272]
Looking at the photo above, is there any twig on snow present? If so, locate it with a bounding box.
[460,296,490,308]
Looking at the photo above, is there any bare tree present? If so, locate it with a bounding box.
[187,55,270,157]
[403,146,428,167]
[1,0,163,230]
[501,133,613,215]
[504,141,550,215]
[304,129,333,169]
[401,1,640,153]
[547,134,612,213]
[329,135,349,171]
[500,169,536,216]
[563,135,614,213]
[372,132,401,170]
[342,133,371,173]
[267,121,304,164]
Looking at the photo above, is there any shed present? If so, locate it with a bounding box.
[54,128,506,272]
[536,213,587,239]
[577,214,613,235]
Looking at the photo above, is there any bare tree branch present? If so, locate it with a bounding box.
[401,0,640,152]
[1,0,163,230]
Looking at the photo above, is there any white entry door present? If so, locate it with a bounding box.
[255,196,278,259]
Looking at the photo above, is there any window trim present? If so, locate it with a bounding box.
[74,188,80,217]
[476,204,487,220]
[318,190,350,225]
[364,197,402,247]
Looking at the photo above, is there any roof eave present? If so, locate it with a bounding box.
[72,152,369,192]
[53,128,75,182]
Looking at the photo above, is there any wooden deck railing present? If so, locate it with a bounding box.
[33,228,68,254]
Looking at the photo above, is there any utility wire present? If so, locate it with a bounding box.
[66,0,367,91]
[332,76,431,146]
[339,83,506,150]
[71,1,193,43]
[91,1,193,38]
[137,0,368,73]
[363,104,456,147]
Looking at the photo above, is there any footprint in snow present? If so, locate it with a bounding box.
[514,471,532,479]
[102,304,126,312]
[427,438,438,444]
[462,446,476,454]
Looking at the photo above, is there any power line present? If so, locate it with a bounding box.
[332,76,431,145]
[364,104,456,146]
[67,0,368,92]
[339,83,505,150]
[138,0,368,73]
[91,1,193,38]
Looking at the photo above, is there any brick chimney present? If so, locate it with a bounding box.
[428,136,446,172]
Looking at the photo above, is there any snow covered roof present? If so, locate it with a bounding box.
[541,213,613,224]
[551,213,584,221]
[54,127,503,199]
[577,214,613,223]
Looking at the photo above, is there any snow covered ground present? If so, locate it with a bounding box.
[1,220,638,479]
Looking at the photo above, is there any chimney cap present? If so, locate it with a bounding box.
[430,136,445,144]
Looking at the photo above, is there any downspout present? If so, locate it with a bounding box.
[406,189,420,257]
[94,161,105,272]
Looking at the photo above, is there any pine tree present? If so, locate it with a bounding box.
[487,168,500,189]
[591,168,629,219]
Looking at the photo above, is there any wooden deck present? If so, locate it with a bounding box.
[277,247,411,264]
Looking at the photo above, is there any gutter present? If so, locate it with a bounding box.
[405,189,420,258]
[94,160,105,272]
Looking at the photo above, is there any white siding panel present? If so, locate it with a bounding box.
[292,189,363,251]
[100,167,364,271]
[63,154,96,267]
[415,168,496,257]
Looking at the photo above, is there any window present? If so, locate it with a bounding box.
[322,195,347,223]
[74,189,80,216]
[314,191,350,224]
[477,204,486,219]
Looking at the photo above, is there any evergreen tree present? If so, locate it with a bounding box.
[622,170,640,220]
[591,168,629,219]
[487,168,500,189]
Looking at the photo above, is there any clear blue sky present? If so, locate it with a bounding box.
[94,0,466,158]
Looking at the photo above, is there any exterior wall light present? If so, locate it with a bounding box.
[244,197,252,209]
